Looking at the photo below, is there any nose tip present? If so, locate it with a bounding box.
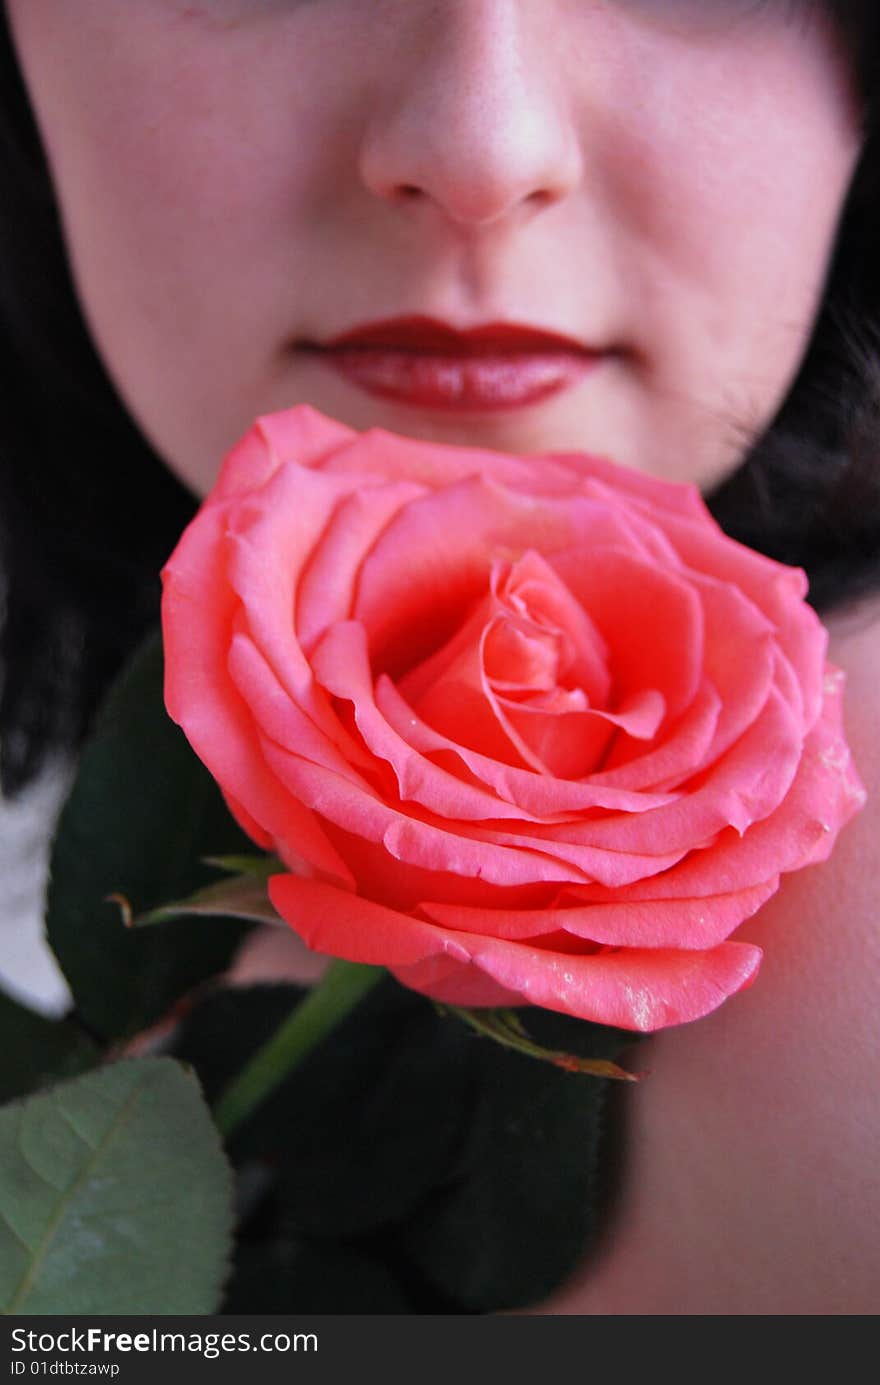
[356,11,582,232]
[362,165,569,232]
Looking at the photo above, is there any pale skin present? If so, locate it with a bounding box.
[6,0,880,1312]
[540,604,880,1314]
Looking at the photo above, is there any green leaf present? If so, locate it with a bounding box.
[448,1005,639,1079]
[0,990,99,1104]
[121,871,283,930]
[172,982,636,1311]
[171,980,474,1238]
[47,630,254,1041]
[400,1009,638,1312]
[0,1058,234,1315]
[202,854,283,878]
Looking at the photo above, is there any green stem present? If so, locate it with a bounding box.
[213,959,385,1138]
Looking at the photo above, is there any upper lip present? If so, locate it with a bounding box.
[310,315,596,356]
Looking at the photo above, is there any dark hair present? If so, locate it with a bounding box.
[0,5,196,793]
[1,1,879,795]
[709,0,880,612]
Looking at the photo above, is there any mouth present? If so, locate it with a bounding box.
[299,315,606,412]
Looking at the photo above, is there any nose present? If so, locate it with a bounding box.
[357,1,583,232]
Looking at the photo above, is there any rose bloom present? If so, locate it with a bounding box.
[162,405,865,1032]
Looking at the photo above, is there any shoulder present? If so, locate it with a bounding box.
[536,598,880,1316]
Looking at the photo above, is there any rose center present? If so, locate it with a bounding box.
[392,550,663,778]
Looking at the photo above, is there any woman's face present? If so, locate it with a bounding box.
[6,0,863,497]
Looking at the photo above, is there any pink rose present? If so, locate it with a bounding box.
[162,406,865,1031]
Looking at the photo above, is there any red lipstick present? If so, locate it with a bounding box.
[305,315,603,411]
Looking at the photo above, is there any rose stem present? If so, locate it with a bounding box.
[212,958,384,1139]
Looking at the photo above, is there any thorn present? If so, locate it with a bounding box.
[106,892,134,928]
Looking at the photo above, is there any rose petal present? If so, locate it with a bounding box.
[570,671,866,903]
[376,672,683,815]
[400,598,535,770]
[354,478,671,678]
[492,550,611,704]
[586,682,723,793]
[258,735,602,887]
[227,462,362,735]
[162,505,353,886]
[392,937,762,1031]
[318,422,600,493]
[598,564,777,778]
[397,557,664,779]
[629,505,827,727]
[228,630,374,776]
[553,457,709,521]
[518,683,804,856]
[498,686,665,779]
[311,620,553,823]
[420,876,778,949]
[296,479,427,652]
[259,726,689,888]
[270,875,762,1030]
[213,405,355,502]
[220,787,274,852]
[551,547,704,725]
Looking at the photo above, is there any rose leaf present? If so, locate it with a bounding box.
[46,630,255,1042]
[400,1011,637,1311]
[114,870,284,930]
[0,1058,234,1314]
[170,978,475,1239]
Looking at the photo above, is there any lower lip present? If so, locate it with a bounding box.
[314,347,600,411]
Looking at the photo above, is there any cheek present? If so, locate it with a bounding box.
[9,5,355,493]
[599,22,861,394]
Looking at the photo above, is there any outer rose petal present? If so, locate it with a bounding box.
[212,405,356,502]
[162,499,353,885]
[550,457,709,521]
[269,875,762,1030]
[257,733,648,888]
[316,422,603,493]
[419,877,779,950]
[626,503,827,727]
[259,731,691,890]
[296,480,427,652]
[226,462,362,720]
[220,788,274,852]
[228,630,374,777]
[568,664,865,905]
